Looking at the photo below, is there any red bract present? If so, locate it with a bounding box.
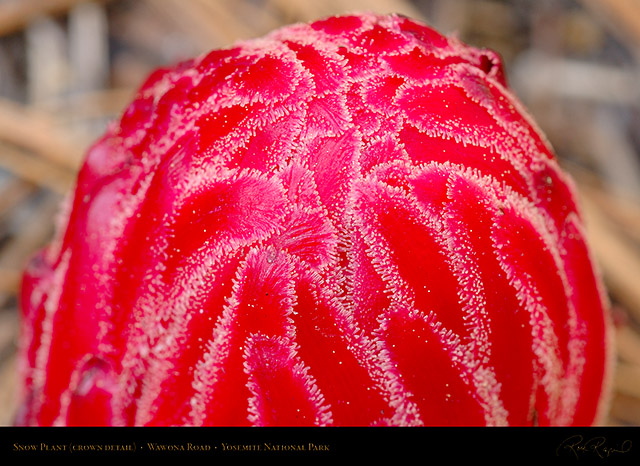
[17,13,611,426]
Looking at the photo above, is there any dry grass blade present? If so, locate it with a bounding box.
[0,144,75,195]
[0,0,98,37]
[0,98,84,171]
[581,193,640,325]
[580,0,640,58]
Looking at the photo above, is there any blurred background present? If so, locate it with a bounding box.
[0,0,639,426]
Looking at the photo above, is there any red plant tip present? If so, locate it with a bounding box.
[17,13,612,427]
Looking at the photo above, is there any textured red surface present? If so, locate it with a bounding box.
[17,13,611,426]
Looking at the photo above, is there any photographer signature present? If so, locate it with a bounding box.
[556,435,632,459]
